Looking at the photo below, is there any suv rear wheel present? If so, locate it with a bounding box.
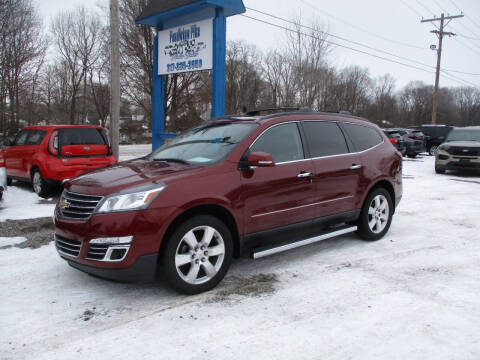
[32,169,51,198]
[163,215,233,294]
[357,188,393,241]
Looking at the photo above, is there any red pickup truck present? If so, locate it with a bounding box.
[2,125,116,197]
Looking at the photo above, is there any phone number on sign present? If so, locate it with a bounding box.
[167,59,203,72]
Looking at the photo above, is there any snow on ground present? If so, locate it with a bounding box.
[1,154,480,359]
[0,145,152,223]
[0,184,56,222]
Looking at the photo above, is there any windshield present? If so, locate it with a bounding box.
[446,130,480,142]
[150,122,258,165]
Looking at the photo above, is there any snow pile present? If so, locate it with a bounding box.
[0,185,56,222]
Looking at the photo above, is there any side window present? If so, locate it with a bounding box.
[342,123,383,152]
[25,130,46,145]
[14,131,29,146]
[302,121,349,157]
[250,123,304,163]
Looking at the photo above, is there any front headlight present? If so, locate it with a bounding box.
[96,184,166,213]
[438,144,450,152]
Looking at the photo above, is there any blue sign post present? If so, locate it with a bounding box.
[136,0,246,151]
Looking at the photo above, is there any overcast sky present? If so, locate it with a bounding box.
[38,0,480,90]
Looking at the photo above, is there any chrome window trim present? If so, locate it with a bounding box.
[248,121,306,164]
[251,195,354,218]
[245,120,384,166]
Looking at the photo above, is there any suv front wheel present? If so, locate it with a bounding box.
[163,215,233,294]
[357,188,393,241]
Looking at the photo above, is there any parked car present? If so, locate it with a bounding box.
[408,124,453,155]
[382,129,407,156]
[54,110,403,294]
[387,128,426,158]
[435,126,480,174]
[2,125,116,197]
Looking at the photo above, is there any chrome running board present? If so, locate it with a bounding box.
[252,226,358,260]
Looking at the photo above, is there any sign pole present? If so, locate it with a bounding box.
[152,34,166,151]
[212,8,226,118]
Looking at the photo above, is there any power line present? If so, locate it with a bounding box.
[246,7,480,77]
[239,14,478,88]
[399,1,480,68]
[296,0,429,51]
[399,0,424,17]
[448,0,480,32]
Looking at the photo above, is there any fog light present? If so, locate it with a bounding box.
[104,245,131,262]
[90,236,133,245]
[438,154,449,160]
[110,248,127,261]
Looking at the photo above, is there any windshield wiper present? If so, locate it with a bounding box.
[154,158,190,165]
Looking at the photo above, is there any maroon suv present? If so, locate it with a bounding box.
[54,111,402,294]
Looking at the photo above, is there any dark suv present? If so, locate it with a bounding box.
[54,111,403,294]
[408,125,453,155]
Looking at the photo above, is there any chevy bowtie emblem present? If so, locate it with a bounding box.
[60,199,70,209]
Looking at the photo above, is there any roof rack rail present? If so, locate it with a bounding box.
[244,107,313,116]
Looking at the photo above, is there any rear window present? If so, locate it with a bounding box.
[58,128,106,146]
[303,121,349,157]
[342,123,383,152]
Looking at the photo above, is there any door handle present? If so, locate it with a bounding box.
[297,172,313,182]
[349,164,362,170]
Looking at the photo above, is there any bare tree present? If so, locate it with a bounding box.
[0,0,47,136]
[452,87,480,127]
[51,6,103,124]
[226,41,265,113]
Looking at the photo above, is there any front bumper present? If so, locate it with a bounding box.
[66,254,159,282]
[436,150,480,171]
[54,206,178,282]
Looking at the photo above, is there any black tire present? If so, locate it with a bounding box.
[356,187,394,241]
[429,145,438,156]
[7,176,12,186]
[162,215,233,295]
[31,169,51,198]
[435,165,445,174]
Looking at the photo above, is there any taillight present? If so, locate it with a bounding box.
[49,131,58,155]
[389,138,398,144]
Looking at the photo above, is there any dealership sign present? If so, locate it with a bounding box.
[157,18,213,75]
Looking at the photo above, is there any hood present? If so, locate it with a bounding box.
[444,141,480,148]
[66,158,202,195]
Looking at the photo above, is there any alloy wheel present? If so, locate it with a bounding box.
[33,171,42,194]
[175,226,226,285]
[367,195,390,234]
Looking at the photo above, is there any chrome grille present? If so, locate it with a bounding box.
[55,234,81,258]
[59,191,103,220]
[86,243,109,260]
[449,147,480,156]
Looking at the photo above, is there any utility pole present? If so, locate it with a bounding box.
[421,13,463,124]
[110,0,120,160]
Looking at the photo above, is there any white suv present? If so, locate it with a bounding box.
[435,127,480,174]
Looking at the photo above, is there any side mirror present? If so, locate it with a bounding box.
[247,152,275,168]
